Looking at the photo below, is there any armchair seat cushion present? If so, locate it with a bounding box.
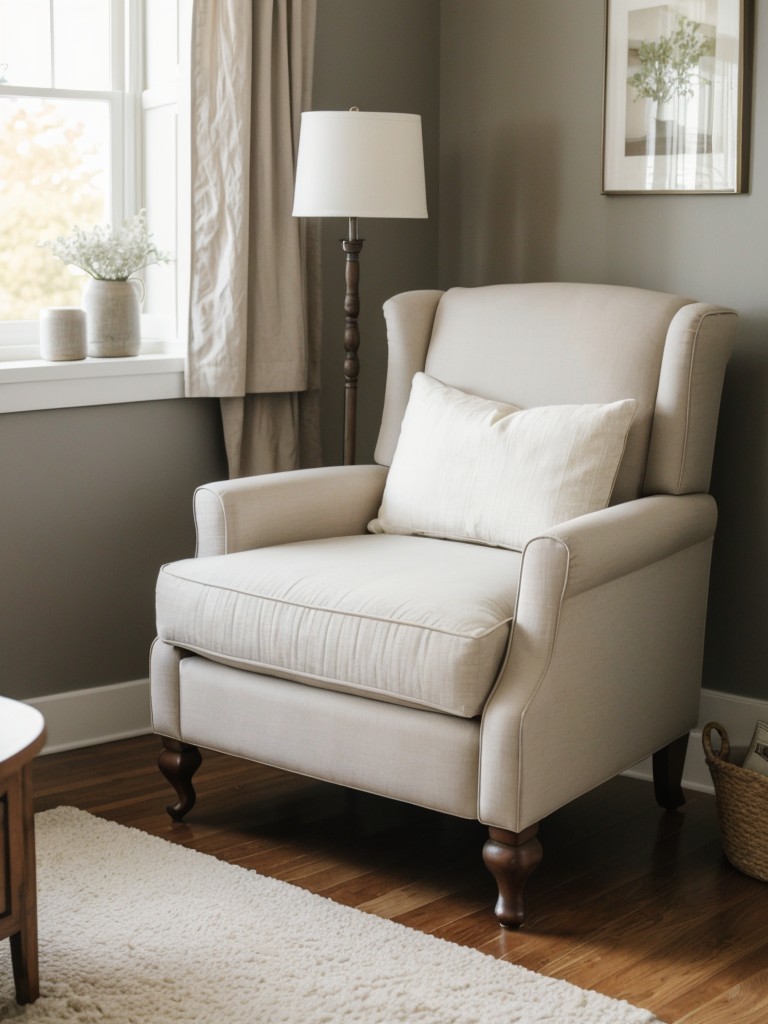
[156,533,520,717]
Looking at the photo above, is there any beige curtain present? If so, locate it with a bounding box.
[185,0,321,477]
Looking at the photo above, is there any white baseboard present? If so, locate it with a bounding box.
[25,678,152,755]
[25,681,768,795]
[623,688,768,795]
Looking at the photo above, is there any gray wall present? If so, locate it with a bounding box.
[1,400,226,700]
[438,0,767,700]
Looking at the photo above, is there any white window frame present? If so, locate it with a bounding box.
[0,0,187,412]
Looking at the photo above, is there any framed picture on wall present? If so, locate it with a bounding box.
[602,0,754,194]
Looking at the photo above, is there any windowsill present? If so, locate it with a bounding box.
[0,343,186,414]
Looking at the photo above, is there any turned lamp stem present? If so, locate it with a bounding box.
[342,217,364,466]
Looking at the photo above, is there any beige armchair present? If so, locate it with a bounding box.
[151,283,736,927]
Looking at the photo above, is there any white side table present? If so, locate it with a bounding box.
[0,697,46,1004]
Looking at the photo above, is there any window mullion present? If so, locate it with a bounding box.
[0,84,121,103]
[110,0,125,90]
[110,0,126,224]
[124,0,144,219]
[49,0,55,86]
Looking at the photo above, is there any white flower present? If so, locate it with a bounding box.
[40,210,172,280]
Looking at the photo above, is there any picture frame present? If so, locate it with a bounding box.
[602,0,754,194]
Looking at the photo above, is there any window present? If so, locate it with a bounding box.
[0,0,130,334]
[0,0,187,364]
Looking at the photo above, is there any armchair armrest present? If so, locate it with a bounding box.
[480,493,718,831]
[537,492,717,597]
[194,464,389,556]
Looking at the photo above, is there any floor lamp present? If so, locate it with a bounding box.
[292,109,428,465]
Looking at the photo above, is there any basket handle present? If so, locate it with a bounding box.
[702,721,730,763]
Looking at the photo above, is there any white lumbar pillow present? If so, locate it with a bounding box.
[368,372,636,551]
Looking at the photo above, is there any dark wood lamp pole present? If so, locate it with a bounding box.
[342,216,363,466]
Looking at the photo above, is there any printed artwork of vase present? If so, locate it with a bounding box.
[624,8,715,190]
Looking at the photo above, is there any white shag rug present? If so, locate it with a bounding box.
[0,807,662,1024]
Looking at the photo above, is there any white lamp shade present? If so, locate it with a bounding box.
[292,110,428,219]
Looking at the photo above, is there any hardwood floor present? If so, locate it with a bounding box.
[29,733,768,1023]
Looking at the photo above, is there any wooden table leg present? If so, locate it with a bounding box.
[0,697,45,1005]
[9,765,39,1004]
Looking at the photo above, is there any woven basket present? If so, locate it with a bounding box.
[703,721,768,882]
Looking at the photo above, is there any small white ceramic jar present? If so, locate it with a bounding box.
[39,307,87,361]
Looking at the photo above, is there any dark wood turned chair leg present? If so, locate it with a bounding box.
[652,733,689,811]
[482,823,543,929]
[158,738,202,822]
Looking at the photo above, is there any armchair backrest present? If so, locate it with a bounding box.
[375,283,737,502]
